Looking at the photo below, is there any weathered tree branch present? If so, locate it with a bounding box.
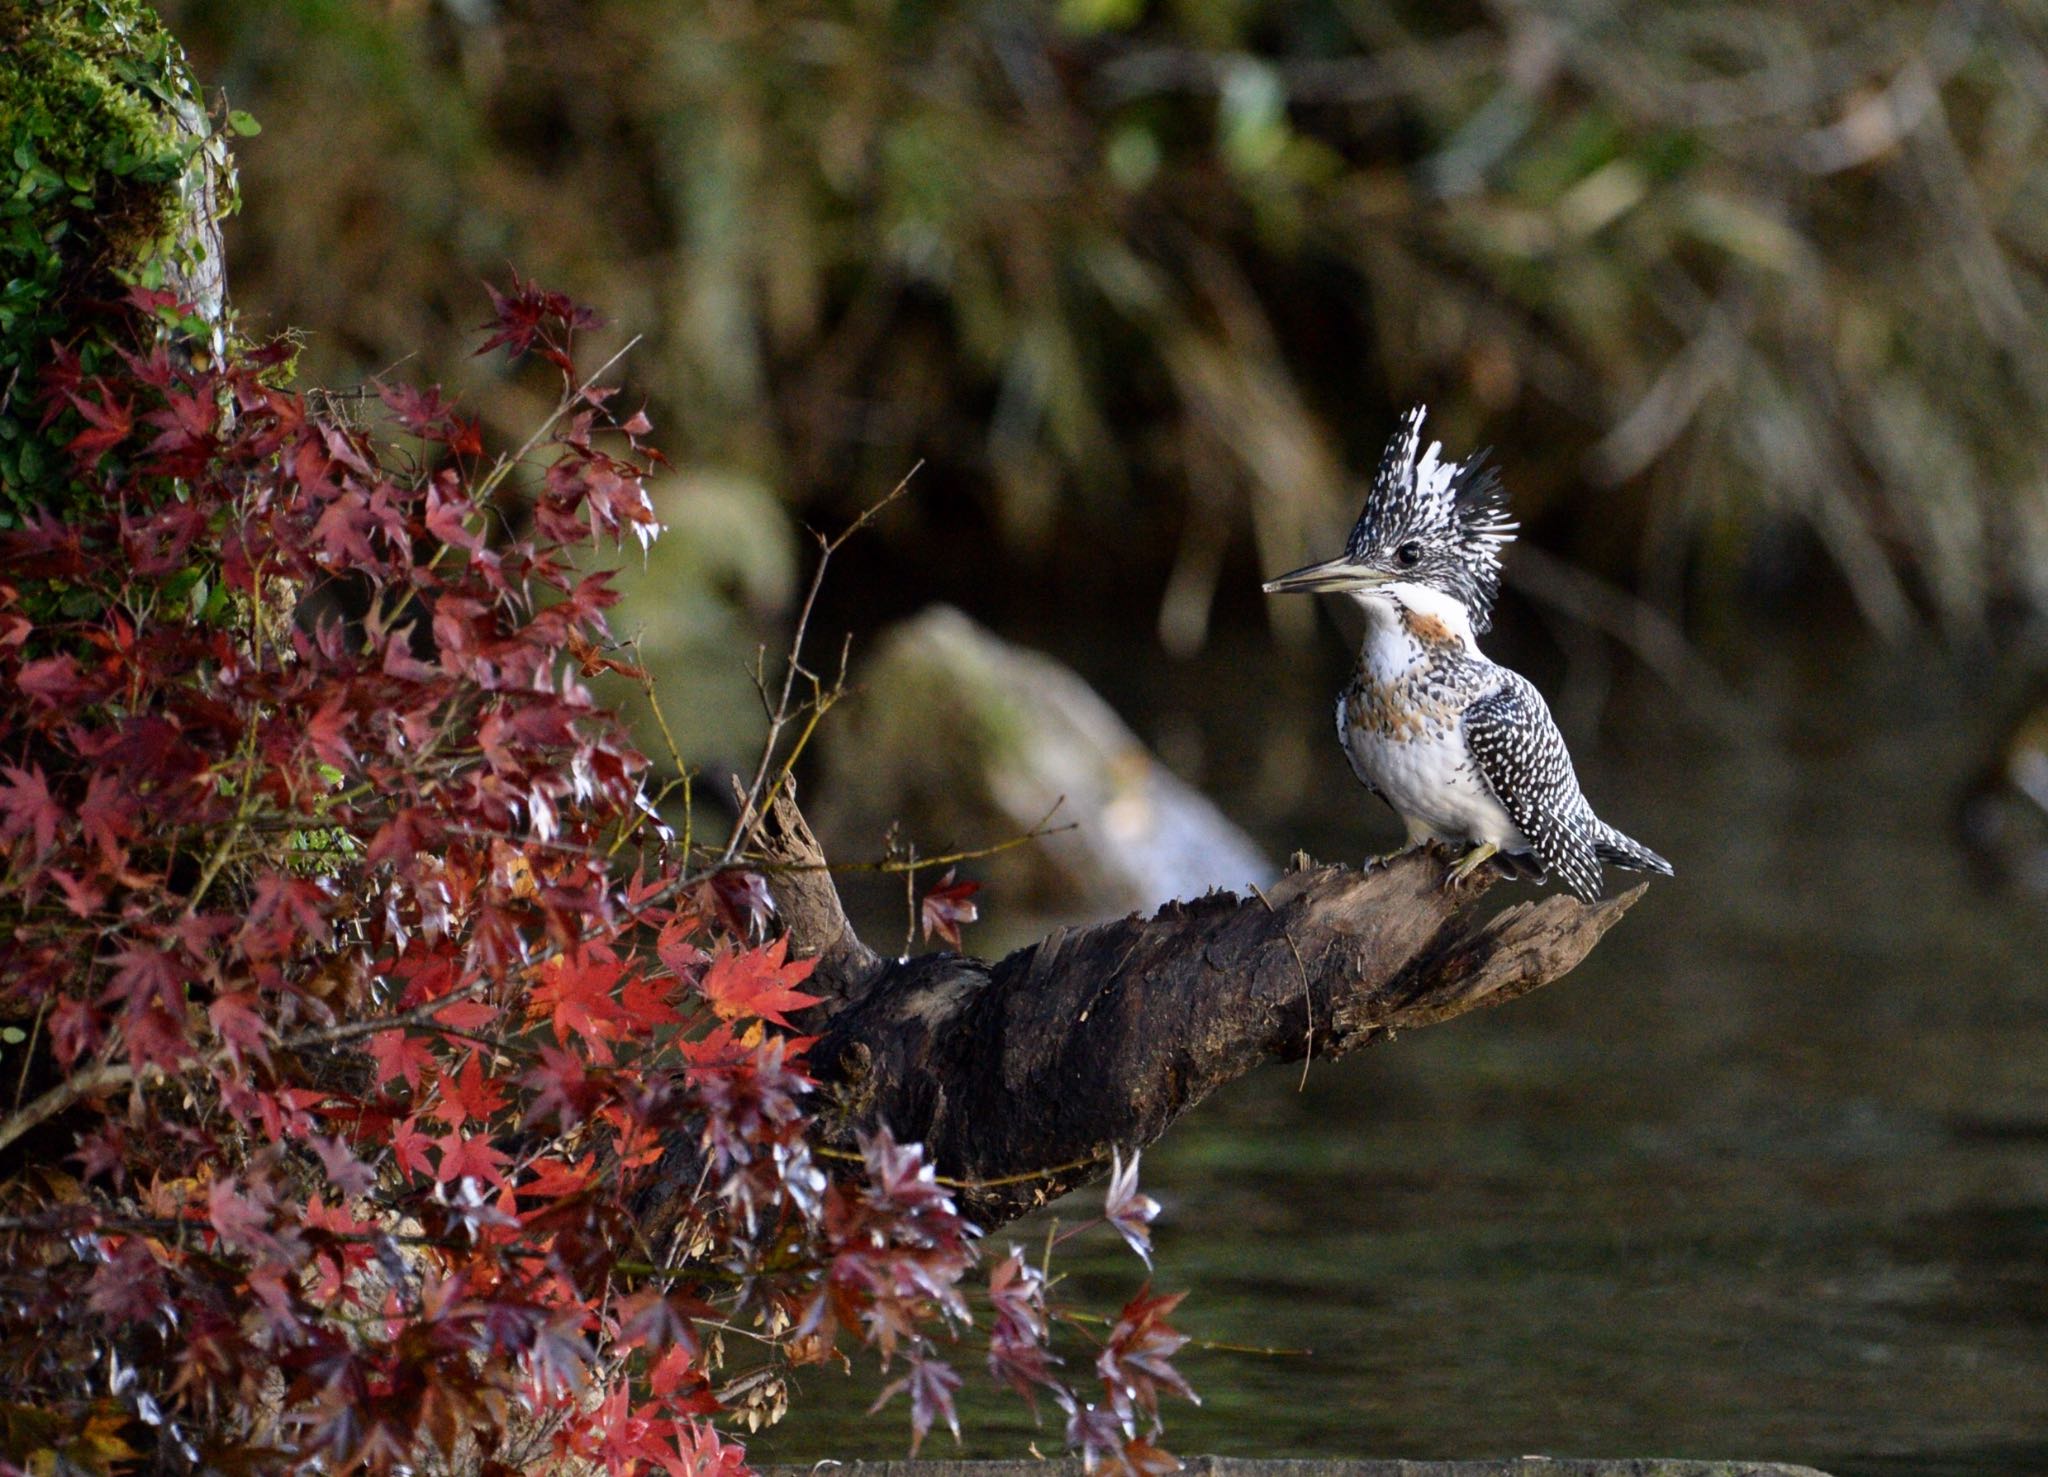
[760,797,1641,1228]
[760,788,883,1006]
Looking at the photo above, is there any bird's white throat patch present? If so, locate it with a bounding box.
[1350,581,1483,677]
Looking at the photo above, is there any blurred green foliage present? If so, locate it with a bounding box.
[599,470,798,766]
[0,0,229,515]
[160,0,2048,638]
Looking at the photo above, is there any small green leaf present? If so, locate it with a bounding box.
[226,110,262,137]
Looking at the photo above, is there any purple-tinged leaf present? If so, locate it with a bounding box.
[870,1348,963,1455]
[1103,1148,1161,1267]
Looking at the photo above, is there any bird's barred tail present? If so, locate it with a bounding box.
[1593,823,1674,877]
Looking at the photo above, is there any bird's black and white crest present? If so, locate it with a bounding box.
[1344,405,1518,631]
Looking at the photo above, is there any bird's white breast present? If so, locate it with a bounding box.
[1342,705,1521,847]
[1339,594,1526,851]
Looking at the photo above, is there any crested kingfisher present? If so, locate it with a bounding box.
[1263,406,1672,902]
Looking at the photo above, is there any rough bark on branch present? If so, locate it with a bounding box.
[760,794,1641,1228]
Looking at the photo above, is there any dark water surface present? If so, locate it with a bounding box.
[747,623,2048,1477]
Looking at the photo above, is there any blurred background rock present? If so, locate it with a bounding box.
[816,604,1271,937]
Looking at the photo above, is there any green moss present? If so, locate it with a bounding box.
[0,0,229,518]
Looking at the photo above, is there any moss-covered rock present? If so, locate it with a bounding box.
[0,0,234,516]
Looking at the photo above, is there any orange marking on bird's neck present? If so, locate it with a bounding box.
[1399,606,1456,646]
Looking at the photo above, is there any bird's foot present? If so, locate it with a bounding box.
[1443,840,1500,889]
[1365,838,1431,872]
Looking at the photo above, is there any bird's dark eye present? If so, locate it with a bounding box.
[1395,540,1423,568]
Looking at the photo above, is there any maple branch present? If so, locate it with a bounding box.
[762,806,1641,1229]
[0,1061,143,1159]
[471,333,644,509]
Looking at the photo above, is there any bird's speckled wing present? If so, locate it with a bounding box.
[1462,672,1600,900]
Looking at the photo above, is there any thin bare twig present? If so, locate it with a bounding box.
[750,803,1073,879]
[1250,882,1315,1091]
[722,463,921,862]
[0,1062,145,1158]
[813,1142,1109,1193]
[473,335,644,508]
[11,998,48,1115]
[902,842,919,958]
[1054,1306,1311,1359]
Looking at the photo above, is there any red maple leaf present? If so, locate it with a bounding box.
[207,1176,280,1257]
[375,380,481,457]
[388,1115,436,1179]
[663,1420,747,1477]
[474,274,598,372]
[437,1052,509,1127]
[51,869,106,918]
[304,695,356,768]
[524,1309,595,1398]
[76,770,135,866]
[702,869,775,939]
[618,973,682,1028]
[1094,1284,1196,1427]
[426,994,499,1035]
[48,996,99,1067]
[106,944,185,1026]
[16,654,93,709]
[367,1029,436,1093]
[310,1134,377,1198]
[654,918,707,978]
[207,990,272,1068]
[424,478,485,554]
[434,1129,509,1190]
[87,1239,166,1324]
[1103,1148,1162,1268]
[67,386,134,460]
[860,1127,955,1217]
[613,1290,711,1357]
[531,947,633,1058]
[696,938,819,1028]
[987,1248,1058,1402]
[311,487,379,569]
[124,1003,189,1071]
[517,1151,596,1204]
[919,869,981,949]
[871,1350,963,1456]
[73,1125,127,1186]
[0,764,62,855]
[245,871,334,952]
[520,1042,594,1128]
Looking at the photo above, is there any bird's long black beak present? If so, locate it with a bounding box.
[1261,556,1387,595]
